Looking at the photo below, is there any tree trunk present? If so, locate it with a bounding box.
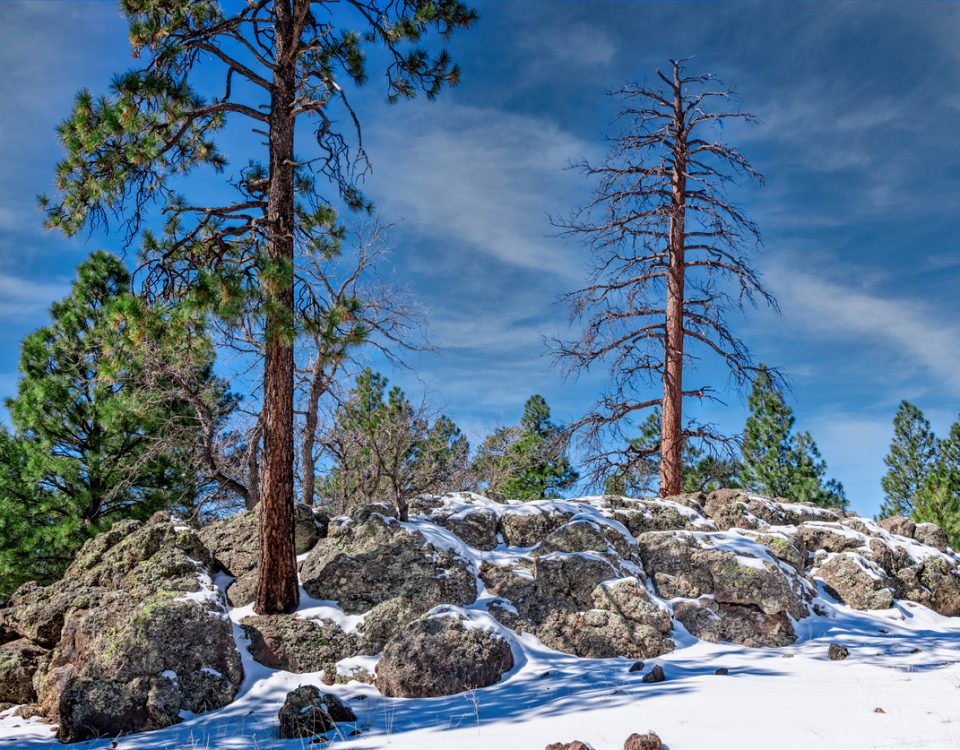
[299,358,324,506]
[659,64,687,498]
[255,0,300,615]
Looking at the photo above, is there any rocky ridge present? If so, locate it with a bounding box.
[1,490,959,743]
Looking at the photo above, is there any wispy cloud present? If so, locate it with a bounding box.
[366,101,594,278]
[0,272,66,321]
[768,262,960,393]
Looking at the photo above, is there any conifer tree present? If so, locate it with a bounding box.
[914,418,960,547]
[318,369,468,520]
[40,0,476,614]
[472,395,578,500]
[0,252,219,596]
[880,401,939,518]
[739,366,846,508]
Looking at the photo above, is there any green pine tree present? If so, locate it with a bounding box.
[40,0,477,613]
[739,366,846,508]
[880,401,939,518]
[472,395,578,500]
[0,252,222,596]
[601,408,741,496]
[318,369,468,519]
[913,418,960,547]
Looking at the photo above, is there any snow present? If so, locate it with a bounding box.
[4,496,960,749]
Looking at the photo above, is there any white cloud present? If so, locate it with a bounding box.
[768,262,960,393]
[0,272,66,320]
[366,102,594,278]
[521,21,617,67]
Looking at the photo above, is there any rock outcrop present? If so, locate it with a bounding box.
[375,608,514,698]
[0,514,243,742]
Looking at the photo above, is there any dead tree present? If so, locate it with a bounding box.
[555,59,776,496]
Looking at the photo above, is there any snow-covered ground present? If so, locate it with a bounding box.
[4,497,960,750]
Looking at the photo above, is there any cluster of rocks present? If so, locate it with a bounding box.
[547,733,663,750]
[0,514,243,742]
[3,488,959,744]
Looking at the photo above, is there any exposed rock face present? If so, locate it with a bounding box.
[636,530,809,647]
[609,496,712,536]
[358,597,430,653]
[482,553,675,660]
[915,523,950,552]
[2,514,244,742]
[241,615,361,674]
[198,503,324,606]
[0,639,46,704]
[545,742,595,750]
[375,609,514,698]
[828,643,849,661]
[277,685,356,739]
[499,506,575,547]
[815,553,896,610]
[878,516,916,539]
[437,507,499,550]
[300,510,477,613]
[624,733,664,750]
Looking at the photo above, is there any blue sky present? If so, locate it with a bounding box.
[2,0,960,516]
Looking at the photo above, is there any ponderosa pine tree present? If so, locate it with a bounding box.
[913,417,960,546]
[471,395,578,500]
[0,252,220,596]
[40,0,476,614]
[556,59,774,496]
[739,366,846,509]
[880,401,939,518]
[601,407,740,496]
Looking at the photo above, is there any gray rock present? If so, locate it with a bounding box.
[499,507,574,547]
[241,615,361,674]
[277,685,356,739]
[624,732,664,750]
[674,599,797,648]
[815,553,895,610]
[28,514,244,741]
[914,523,950,551]
[828,643,849,661]
[300,512,477,613]
[199,503,324,607]
[359,597,431,653]
[375,611,514,698]
[0,639,46,704]
[878,516,916,539]
[438,508,499,550]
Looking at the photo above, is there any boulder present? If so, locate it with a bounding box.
[44,593,243,742]
[499,506,575,547]
[624,733,663,750]
[300,511,477,613]
[828,643,849,661]
[375,609,514,698]
[878,516,916,539]
[611,497,710,536]
[815,553,895,610]
[0,639,46,704]
[437,507,499,550]
[534,518,635,561]
[674,600,796,648]
[796,524,864,556]
[637,532,809,619]
[895,558,960,616]
[26,514,244,742]
[637,531,808,646]
[545,743,594,750]
[641,665,665,684]
[482,560,674,659]
[241,615,361,674]
[914,523,950,551]
[277,685,356,739]
[358,597,430,653]
[199,503,324,606]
